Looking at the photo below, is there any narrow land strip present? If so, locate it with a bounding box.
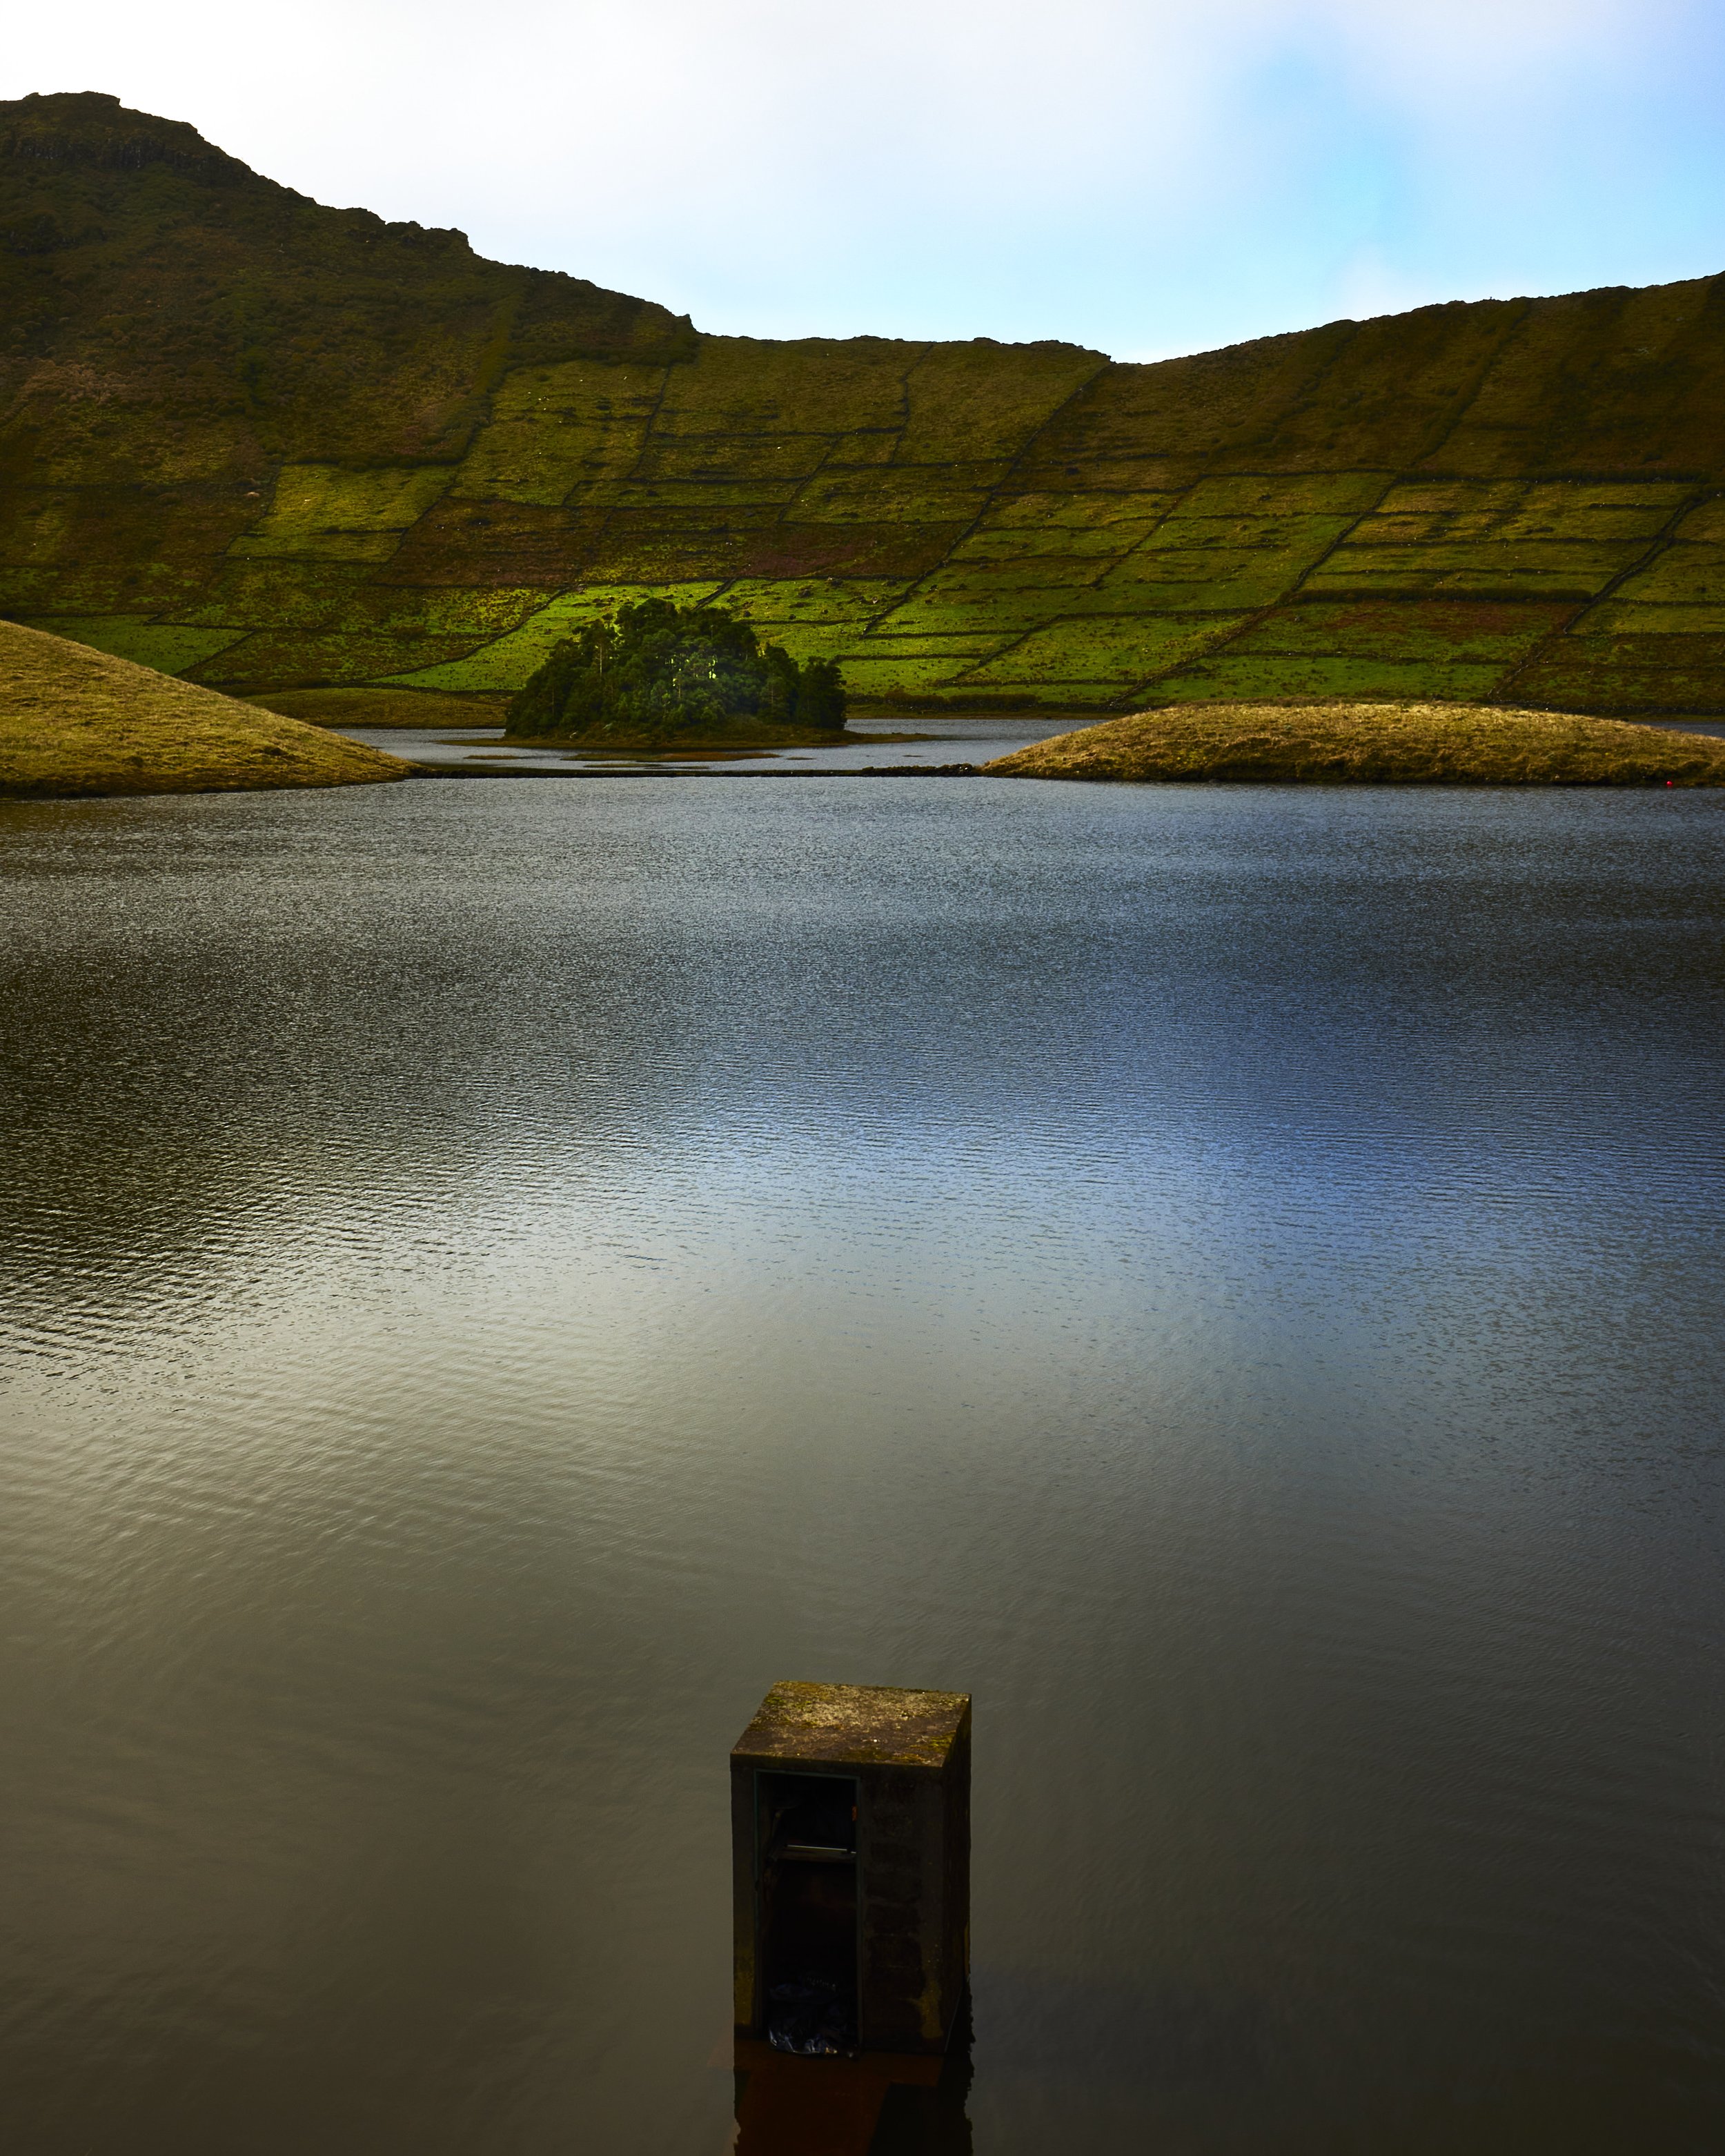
[983,702,1725,784]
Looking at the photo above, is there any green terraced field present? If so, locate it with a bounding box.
[5,93,1725,714]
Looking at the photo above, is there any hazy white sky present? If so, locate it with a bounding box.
[8,1,1724,358]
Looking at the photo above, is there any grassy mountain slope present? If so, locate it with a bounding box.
[0,617,410,795]
[5,93,1724,715]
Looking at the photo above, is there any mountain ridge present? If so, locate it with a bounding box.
[5,92,1724,715]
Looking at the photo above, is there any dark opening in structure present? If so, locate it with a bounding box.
[757,1770,858,2055]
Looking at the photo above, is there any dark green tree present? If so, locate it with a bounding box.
[504,599,848,742]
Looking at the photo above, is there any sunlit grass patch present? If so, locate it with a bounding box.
[383,583,727,690]
[737,623,867,664]
[653,337,915,436]
[590,479,806,511]
[1354,478,1693,544]
[714,577,910,626]
[1510,631,1725,713]
[838,651,983,693]
[958,613,1250,686]
[172,565,556,637]
[903,557,1113,595]
[866,587,1098,635]
[868,561,1121,637]
[1172,473,1392,517]
[1573,600,1725,636]
[1132,511,1363,557]
[1305,545,1641,599]
[21,615,247,675]
[0,561,217,617]
[633,437,830,483]
[714,577,909,660]
[793,466,1007,523]
[848,632,1012,660]
[1607,543,1725,607]
[451,359,666,506]
[230,465,456,561]
[577,527,780,586]
[945,679,1130,706]
[1036,506,1369,615]
[1067,561,1308,612]
[897,341,1105,462]
[1308,479,1700,599]
[978,490,1181,531]
[175,562,376,629]
[947,522,1165,562]
[191,630,486,689]
[1664,498,1725,543]
[1490,482,1693,540]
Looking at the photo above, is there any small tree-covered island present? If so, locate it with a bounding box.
[504,600,848,753]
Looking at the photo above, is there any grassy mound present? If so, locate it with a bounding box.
[0,618,412,796]
[984,702,1725,786]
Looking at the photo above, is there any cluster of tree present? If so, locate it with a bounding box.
[504,599,847,741]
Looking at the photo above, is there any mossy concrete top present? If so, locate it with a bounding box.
[732,1681,971,1771]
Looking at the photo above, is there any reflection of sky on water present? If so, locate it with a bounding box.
[2,779,1722,2153]
[332,715,1078,773]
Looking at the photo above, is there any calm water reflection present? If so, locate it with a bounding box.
[2,778,1722,2155]
[330,710,1076,773]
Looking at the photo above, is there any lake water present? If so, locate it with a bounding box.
[328,714,1725,778]
[331,712,1076,774]
[2,775,1722,2155]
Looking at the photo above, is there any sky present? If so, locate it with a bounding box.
[7,0,1725,360]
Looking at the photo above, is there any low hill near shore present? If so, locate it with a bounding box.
[4,92,1725,719]
[984,704,1725,786]
[0,617,411,796]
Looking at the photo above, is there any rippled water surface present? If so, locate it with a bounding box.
[3,778,1722,2155]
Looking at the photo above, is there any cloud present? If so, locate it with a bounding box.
[4,0,1722,355]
